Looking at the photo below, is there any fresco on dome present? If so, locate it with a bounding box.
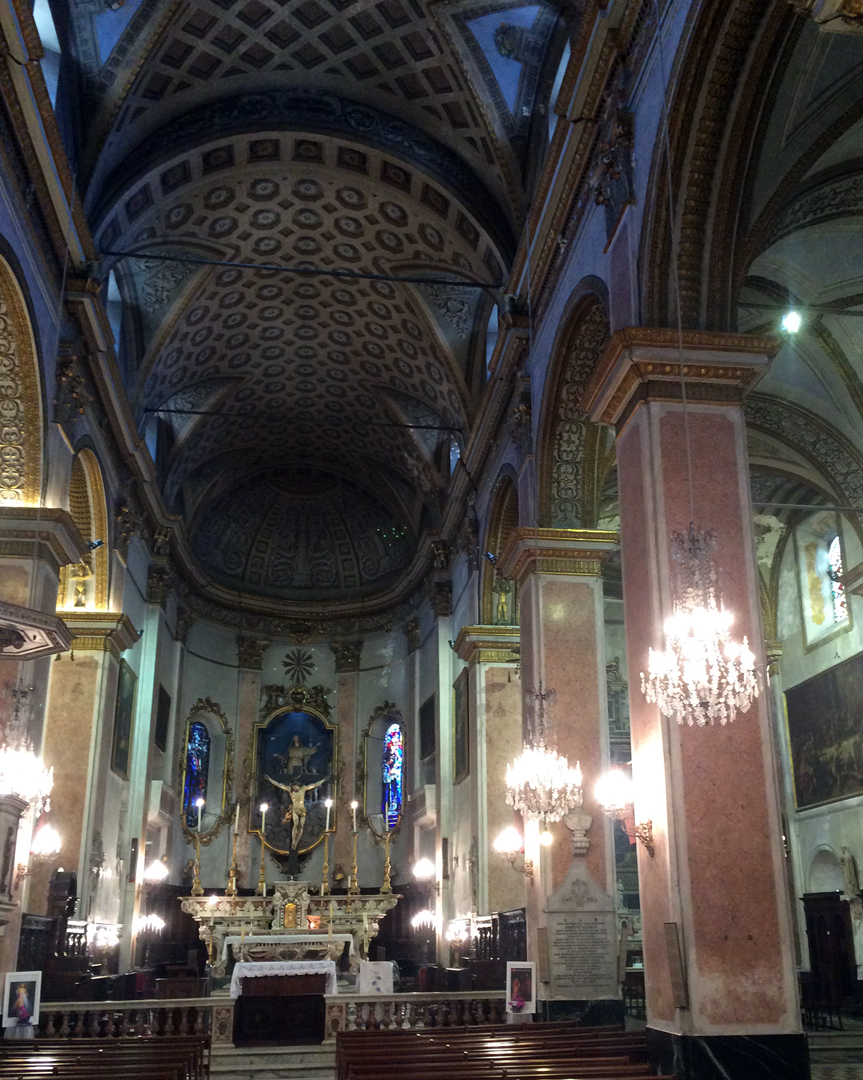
[467,6,541,113]
[785,653,863,809]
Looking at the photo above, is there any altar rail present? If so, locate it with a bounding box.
[38,991,507,1046]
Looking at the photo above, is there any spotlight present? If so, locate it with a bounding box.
[781,311,801,333]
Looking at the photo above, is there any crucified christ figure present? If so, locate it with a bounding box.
[265,774,329,851]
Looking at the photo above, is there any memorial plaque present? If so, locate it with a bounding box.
[544,852,619,1001]
[546,910,618,999]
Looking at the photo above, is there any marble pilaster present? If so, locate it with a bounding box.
[583,329,804,1078]
[332,642,362,882]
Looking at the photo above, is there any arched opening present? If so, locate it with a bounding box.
[57,449,110,611]
[481,473,520,626]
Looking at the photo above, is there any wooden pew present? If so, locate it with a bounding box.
[0,1034,209,1080]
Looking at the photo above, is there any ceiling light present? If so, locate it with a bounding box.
[781,311,801,333]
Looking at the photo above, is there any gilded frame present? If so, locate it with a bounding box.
[178,698,235,844]
[250,695,338,855]
[453,668,470,784]
[110,659,137,779]
[360,701,404,836]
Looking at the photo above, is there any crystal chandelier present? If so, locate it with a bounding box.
[641,525,759,727]
[0,680,53,813]
[505,685,584,822]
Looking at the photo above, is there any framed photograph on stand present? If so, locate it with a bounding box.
[3,970,41,1032]
[506,961,536,1014]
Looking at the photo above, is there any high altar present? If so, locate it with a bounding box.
[181,884,399,980]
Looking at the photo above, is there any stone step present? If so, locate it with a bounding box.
[808,1030,863,1064]
[211,1043,336,1080]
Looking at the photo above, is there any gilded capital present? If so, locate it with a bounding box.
[331,640,362,673]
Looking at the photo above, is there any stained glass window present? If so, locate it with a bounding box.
[829,536,848,624]
[382,722,403,828]
[183,721,210,828]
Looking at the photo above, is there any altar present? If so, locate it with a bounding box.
[229,960,338,1047]
[221,933,354,964]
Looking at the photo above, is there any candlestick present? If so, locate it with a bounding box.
[226,827,238,897]
[349,829,360,895]
[257,803,268,897]
[325,797,332,832]
[350,800,358,834]
[381,829,392,895]
[328,900,334,941]
[321,831,330,896]
[207,918,217,966]
[234,802,240,832]
[191,833,203,896]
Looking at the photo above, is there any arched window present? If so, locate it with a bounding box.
[829,536,848,624]
[382,722,403,828]
[183,721,211,828]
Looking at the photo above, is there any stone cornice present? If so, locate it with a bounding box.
[63,612,140,658]
[0,508,85,572]
[581,328,778,427]
[0,599,72,659]
[453,624,520,666]
[498,527,619,584]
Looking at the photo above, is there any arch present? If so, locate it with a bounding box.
[57,448,110,611]
[481,471,520,626]
[536,291,611,527]
[183,721,211,830]
[360,701,404,831]
[0,253,43,506]
[178,697,235,844]
[808,847,844,894]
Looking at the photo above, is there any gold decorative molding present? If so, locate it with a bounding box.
[0,254,43,507]
[581,328,779,427]
[64,612,139,659]
[0,507,85,575]
[453,625,520,666]
[497,527,619,585]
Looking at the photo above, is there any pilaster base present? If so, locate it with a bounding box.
[541,999,624,1026]
[646,1029,810,1080]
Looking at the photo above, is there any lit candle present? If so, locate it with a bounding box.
[384,800,389,832]
[196,797,204,832]
[234,803,240,832]
[329,901,334,941]
[350,800,358,833]
[260,802,268,834]
[325,798,332,832]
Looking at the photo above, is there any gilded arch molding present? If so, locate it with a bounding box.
[0,255,43,506]
[58,448,110,612]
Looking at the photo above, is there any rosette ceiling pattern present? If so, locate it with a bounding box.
[80,0,563,606]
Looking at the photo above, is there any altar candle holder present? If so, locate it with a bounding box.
[348,831,360,896]
[321,832,330,897]
[191,833,203,897]
[226,823,239,897]
[381,829,392,895]
[257,803,268,897]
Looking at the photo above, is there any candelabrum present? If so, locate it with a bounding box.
[348,831,360,895]
[257,839,267,897]
[321,832,330,896]
[191,834,203,897]
[381,830,392,895]
[226,829,239,897]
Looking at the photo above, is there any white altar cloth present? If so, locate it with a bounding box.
[230,960,338,998]
[221,933,354,961]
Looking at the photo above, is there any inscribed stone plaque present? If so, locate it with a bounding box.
[544,855,619,1001]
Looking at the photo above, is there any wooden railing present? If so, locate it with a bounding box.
[38,991,508,1047]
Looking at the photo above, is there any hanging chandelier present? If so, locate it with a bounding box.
[0,680,53,813]
[505,685,584,822]
[641,525,759,727]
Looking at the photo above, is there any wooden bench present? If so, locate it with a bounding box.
[0,1034,209,1080]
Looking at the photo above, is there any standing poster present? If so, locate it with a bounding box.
[506,961,536,1014]
[3,971,41,1028]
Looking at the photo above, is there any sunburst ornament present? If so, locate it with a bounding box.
[282,649,314,685]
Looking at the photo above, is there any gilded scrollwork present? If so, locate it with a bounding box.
[0,261,42,506]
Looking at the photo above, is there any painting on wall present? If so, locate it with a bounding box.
[252,709,335,854]
[110,660,138,779]
[3,970,41,1029]
[453,669,470,784]
[785,652,863,809]
[794,511,852,651]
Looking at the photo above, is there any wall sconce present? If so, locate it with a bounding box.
[16,824,61,888]
[595,770,654,857]
[412,857,440,894]
[493,826,534,884]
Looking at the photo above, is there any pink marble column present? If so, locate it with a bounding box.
[235,639,268,889]
[583,330,801,1061]
[332,643,362,882]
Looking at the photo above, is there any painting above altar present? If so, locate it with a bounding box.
[252,708,336,854]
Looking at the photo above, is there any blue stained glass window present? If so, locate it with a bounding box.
[382,722,403,828]
[183,721,210,828]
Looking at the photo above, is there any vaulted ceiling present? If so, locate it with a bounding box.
[65,0,568,606]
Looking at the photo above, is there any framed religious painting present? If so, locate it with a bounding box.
[110,660,138,779]
[250,686,337,855]
[453,669,469,784]
[506,961,536,1014]
[785,652,863,809]
[3,970,41,1028]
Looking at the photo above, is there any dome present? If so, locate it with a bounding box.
[192,470,414,601]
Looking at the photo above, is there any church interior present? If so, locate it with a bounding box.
[0,1,862,1078]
